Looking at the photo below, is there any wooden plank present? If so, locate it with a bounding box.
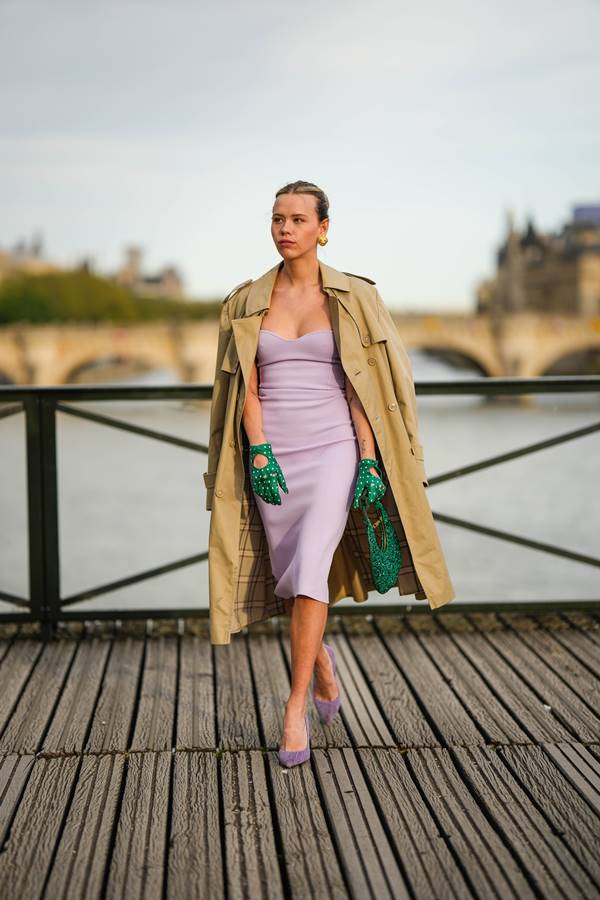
[0,640,11,677]
[43,637,111,753]
[358,747,471,898]
[546,628,600,693]
[280,631,352,749]
[215,637,261,751]
[562,610,600,643]
[0,753,35,849]
[409,616,531,746]
[0,754,79,898]
[499,744,600,883]
[328,627,396,748]
[130,636,178,752]
[0,640,77,753]
[0,641,45,741]
[454,745,598,897]
[105,750,171,899]
[248,633,295,750]
[541,742,600,818]
[373,615,482,748]
[407,747,535,898]
[221,750,283,900]
[483,615,600,742]
[176,633,215,750]
[85,636,145,752]
[313,747,408,898]
[266,751,347,897]
[498,614,600,717]
[45,753,126,899]
[439,617,573,743]
[168,751,224,898]
[344,618,438,747]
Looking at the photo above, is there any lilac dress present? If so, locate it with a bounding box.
[252,328,360,603]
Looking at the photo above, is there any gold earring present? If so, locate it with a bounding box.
[318,235,328,246]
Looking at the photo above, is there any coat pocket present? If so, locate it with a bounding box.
[410,446,428,486]
[220,334,239,374]
[203,470,217,511]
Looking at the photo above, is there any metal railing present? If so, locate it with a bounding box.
[1,375,599,637]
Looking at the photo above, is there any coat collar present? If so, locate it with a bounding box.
[244,258,352,316]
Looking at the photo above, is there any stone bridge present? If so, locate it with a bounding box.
[1,313,600,385]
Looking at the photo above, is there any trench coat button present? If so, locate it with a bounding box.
[387,402,397,411]
[362,332,370,344]
[215,489,223,497]
[367,357,376,366]
[229,440,236,447]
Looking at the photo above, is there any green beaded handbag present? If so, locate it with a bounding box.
[358,494,403,593]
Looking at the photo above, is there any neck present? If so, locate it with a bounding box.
[279,253,321,288]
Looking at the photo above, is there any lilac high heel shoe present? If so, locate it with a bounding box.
[313,642,341,725]
[278,713,311,767]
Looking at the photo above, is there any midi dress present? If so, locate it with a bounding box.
[252,327,360,603]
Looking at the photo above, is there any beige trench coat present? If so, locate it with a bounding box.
[203,258,455,644]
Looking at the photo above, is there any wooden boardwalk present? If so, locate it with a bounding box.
[0,609,599,899]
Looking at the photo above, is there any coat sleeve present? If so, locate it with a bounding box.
[203,299,233,511]
[375,289,429,487]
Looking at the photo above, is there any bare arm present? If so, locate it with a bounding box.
[242,361,269,467]
[345,375,381,478]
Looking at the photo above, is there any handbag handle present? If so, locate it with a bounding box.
[359,496,389,551]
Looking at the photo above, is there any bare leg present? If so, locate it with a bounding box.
[280,594,327,751]
[313,639,339,702]
[282,596,338,704]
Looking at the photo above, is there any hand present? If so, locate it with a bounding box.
[249,442,289,505]
[352,457,386,509]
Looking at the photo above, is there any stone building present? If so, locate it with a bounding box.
[477,205,600,316]
[113,245,185,300]
[0,232,60,285]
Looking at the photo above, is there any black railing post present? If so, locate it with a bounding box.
[25,394,61,638]
[25,394,45,630]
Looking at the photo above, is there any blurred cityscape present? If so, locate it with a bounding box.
[0,238,186,301]
[1,203,599,385]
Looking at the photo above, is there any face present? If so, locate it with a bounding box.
[271,192,328,259]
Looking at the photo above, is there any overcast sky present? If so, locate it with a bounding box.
[1,0,598,311]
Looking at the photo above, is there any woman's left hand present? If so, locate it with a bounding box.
[352,458,386,508]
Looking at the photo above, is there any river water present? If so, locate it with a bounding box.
[1,351,598,615]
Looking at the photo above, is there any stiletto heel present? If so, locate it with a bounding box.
[278,713,310,767]
[313,642,341,725]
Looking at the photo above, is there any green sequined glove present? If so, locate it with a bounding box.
[352,457,386,509]
[249,442,289,505]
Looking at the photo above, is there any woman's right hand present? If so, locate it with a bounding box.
[249,442,289,505]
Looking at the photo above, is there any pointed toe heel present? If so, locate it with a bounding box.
[313,642,341,726]
[278,713,310,768]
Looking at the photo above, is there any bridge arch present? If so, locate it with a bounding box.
[63,352,170,384]
[409,344,494,377]
[526,336,600,377]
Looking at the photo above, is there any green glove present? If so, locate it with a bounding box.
[249,442,289,505]
[353,457,386,509]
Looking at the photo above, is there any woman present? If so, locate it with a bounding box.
[205,179,456,767]
[242,180,393,766]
